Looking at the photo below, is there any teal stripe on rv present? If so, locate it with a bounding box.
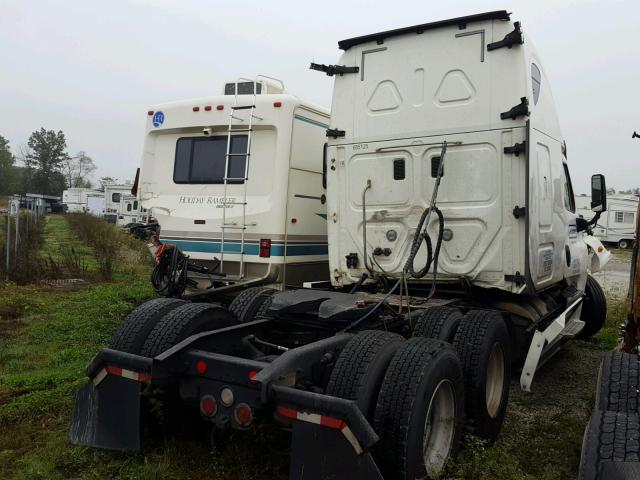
[294,115,329,129]
[163,239,328,257]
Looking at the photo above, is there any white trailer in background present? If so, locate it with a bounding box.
[62,188,102,213]
[116,195,151,226]
[103,184,133,223]
[86,193,105,216]
[137,76,330,293]
[576,194,638,248]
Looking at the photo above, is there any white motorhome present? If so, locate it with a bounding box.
[138,76,330,292]
[577,194,637,248]
[103,184,133,223]
[62,188,101,213]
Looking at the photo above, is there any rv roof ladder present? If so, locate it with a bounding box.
[220,78,260,279]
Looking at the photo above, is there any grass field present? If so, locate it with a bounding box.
[0,217,630,479]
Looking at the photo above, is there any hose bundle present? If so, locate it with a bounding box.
[404,206,445,279]
[151,244,188,297]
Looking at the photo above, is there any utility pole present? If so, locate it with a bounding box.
[622,131,640,352]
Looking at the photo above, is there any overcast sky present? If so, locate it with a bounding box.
[1,0,638,193]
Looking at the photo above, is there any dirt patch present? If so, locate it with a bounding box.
[0,318,25,335]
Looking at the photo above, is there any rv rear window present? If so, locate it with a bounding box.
[174,136,248,184]
[112,193,121,203]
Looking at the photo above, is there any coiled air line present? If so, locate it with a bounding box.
[344,141,449,332]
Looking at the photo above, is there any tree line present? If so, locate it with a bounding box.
[0,129,97,197]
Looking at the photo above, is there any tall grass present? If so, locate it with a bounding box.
[66,213,148,281]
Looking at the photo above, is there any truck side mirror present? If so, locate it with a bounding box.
[322,143,327,189]
[590,174,607,213]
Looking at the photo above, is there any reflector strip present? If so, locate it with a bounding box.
[93,365,152,386]
[275,405,362,455]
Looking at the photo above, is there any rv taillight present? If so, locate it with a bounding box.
[216,105,224,111]
[194,219,206,225]
[196,360,207,375]
[147,111,154,116]
[193,106,200,112]
[259,239,271,258]
[273,101,282,108]
[204,105,212,111]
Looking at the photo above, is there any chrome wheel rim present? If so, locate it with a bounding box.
[486,343,505,419]
[422,379,456,476]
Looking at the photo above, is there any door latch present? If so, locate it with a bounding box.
[513,206,526,219]
[504,141,526,156]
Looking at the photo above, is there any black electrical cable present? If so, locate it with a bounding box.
[151,246,188,297]
[404,206,445,279]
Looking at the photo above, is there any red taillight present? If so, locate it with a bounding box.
[193,106,200,112]
[204,105,212,111]
[194,219,205,225]
[200,395,217,417]
[216,105,224,111]
[196,360,207,375]
[147,110,154,116]
[259,239,271,258]
[234,403,253,427]
[248,370,259,383]
[273,101,282,108]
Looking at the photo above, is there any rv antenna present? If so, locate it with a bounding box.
[633,131,640,139]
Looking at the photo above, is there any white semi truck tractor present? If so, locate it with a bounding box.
[70,11,611,480]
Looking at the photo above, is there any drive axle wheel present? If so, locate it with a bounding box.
[141,303,237,357]
[326,330,404,420]
[578,275,607,339]
[229,287,277,323]
[109,298,186,354]
[412,306,463,342]
[373,338,465,480]
[453,309,511,441]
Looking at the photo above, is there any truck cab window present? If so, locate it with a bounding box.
[174,135,248,184]
[562,163,575,213]
[531,63,541,105]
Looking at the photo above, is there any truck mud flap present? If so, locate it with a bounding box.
[289,421,383,480]
[69,375,142,451]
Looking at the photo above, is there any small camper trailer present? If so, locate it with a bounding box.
[62,188,101,213]
[577,194,637,248]
[137,76,330,294]
[103,184,134,223]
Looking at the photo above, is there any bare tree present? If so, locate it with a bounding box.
[62,151,97,188]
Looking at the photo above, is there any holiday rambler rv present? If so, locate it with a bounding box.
[137,77,330,293]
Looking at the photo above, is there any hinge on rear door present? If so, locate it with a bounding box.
[326,128,346,138]
[501,97,530,120]
[513,205,526,219]
[309,63,360,77]
[504,272,526,286]
[504,141,526,156]
[487,22,524,51]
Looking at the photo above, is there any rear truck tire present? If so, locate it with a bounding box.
[326,330,405,420]
[596,351,640,413]
[109,298,186,354]
[228,287,277,323]
[452,309,511,442]
[373,337,465,480]
[412,306,463,343]
[578,275,607,339]
[579,410,640,480]
[141,303,237,358]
